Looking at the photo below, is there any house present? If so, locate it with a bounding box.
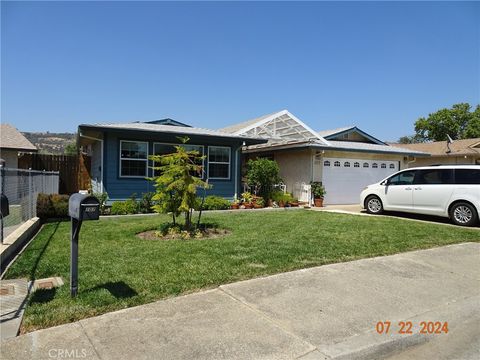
[390,138,480,167]
[0,123,37,168]
[77,119,266,202]
[220,110,428,205]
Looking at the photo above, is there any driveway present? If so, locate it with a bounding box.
[2,243,479,360]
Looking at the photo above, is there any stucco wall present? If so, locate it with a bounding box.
[274,149,313,198]
[407,155,478,167]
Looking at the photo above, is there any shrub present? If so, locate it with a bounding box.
[201,196,231,211]
[93,192,108,215]
[245,158,282,201]
[139,192,155,214]
[310,182,326,199]
[36,193,69,219]
[271,191,295,205]
[124,199,139,214]
[110,201,127,215]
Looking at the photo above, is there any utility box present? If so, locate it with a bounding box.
[68,194,99,221]
[0,194,9,217]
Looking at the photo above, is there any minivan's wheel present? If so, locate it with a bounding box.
[449,202,478,227]
[365,196,383,215]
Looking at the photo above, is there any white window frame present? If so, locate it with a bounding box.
[152,142,205,178]
[119,140,149,178]
[207,146,231,180]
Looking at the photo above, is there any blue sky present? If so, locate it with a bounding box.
[2,1,479,141]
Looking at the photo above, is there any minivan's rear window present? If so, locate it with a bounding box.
[455,169,480,184]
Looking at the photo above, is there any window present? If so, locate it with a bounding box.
[344,161,350,167]
[208,146,230,179]
[389,164,395,169]
[387,171,416,185]
[120,141,148,177]
[354,162,360,168]
[381,163,386,169]
[324,160,330,167]
[363,163,369,168]
[414,169,454,185]
[372,163,378,168]
[153,143,205,177]
[334,161,341,167]
[454,169,480,184]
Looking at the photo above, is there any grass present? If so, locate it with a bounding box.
[4,209,479,332]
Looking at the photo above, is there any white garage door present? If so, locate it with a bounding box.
[322,158,399,205]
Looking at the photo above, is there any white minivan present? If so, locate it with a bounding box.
[360,165,480,226]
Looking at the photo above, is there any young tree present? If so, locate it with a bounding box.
[245,158,282,201]
[150,137,210,230]
[414,103,480,141]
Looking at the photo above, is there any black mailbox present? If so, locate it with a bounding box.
[0,194,9,217]
[69,193,100,221]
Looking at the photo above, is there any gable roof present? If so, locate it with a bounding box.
[79,122,267,145]
[144,118,191,127]
[220,110,330,145]
[0,123,37,152]
[390,138,480,156]
[318,126,386,145]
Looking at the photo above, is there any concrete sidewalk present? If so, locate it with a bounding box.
[2,243,479,360]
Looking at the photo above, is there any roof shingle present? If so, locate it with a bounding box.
[0,123,37,151]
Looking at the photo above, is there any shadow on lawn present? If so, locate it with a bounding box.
[86,281,138,299]
[29,221,61,281]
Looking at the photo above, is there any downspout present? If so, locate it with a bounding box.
[79,133,104,193]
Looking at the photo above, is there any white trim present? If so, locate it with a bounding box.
[119,140,149,178]
[207,146,231,180]
[231,110,331,146]
[79,133,104,193]
[152,142,205,178]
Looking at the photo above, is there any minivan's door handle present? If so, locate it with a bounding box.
[405,187,412,190]
[414,187,422,190]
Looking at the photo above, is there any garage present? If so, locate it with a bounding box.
[321,157,399,205]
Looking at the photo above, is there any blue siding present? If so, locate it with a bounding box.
[102,129,242,201]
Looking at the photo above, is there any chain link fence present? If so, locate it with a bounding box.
[1,167,59,241]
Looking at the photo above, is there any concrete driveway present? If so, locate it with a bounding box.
[2,243,479,360]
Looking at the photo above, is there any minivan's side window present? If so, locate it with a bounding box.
[455,169,480,184]
[387,171,415,185]
[414,169,454,185]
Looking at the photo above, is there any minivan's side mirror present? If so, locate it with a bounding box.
[380,179,389,186]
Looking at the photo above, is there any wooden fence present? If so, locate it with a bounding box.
[18,153,91,194]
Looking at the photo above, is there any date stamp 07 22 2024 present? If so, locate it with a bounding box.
[375,321,449,335]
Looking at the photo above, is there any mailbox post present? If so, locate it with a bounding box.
[68,194,100,297]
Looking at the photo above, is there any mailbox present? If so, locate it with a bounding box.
[0,194,9,217]
[69,193,99,221]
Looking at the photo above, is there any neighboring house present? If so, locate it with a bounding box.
[77,119,266,202]
[391,138,480,167]
[220,110,428,204]
[0,123,37,168]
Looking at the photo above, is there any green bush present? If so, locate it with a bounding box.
[139,192,155,214]
[93,192,108,215]
[245,158,282,201]
[271,191,295,205]
[36,193,69,219]
[198,196,231,210]
[110,201,127,215]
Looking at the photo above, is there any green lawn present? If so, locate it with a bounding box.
[5,210,479,332]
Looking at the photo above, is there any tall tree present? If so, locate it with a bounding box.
[150,137,210,230]
[413,103,480,141]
